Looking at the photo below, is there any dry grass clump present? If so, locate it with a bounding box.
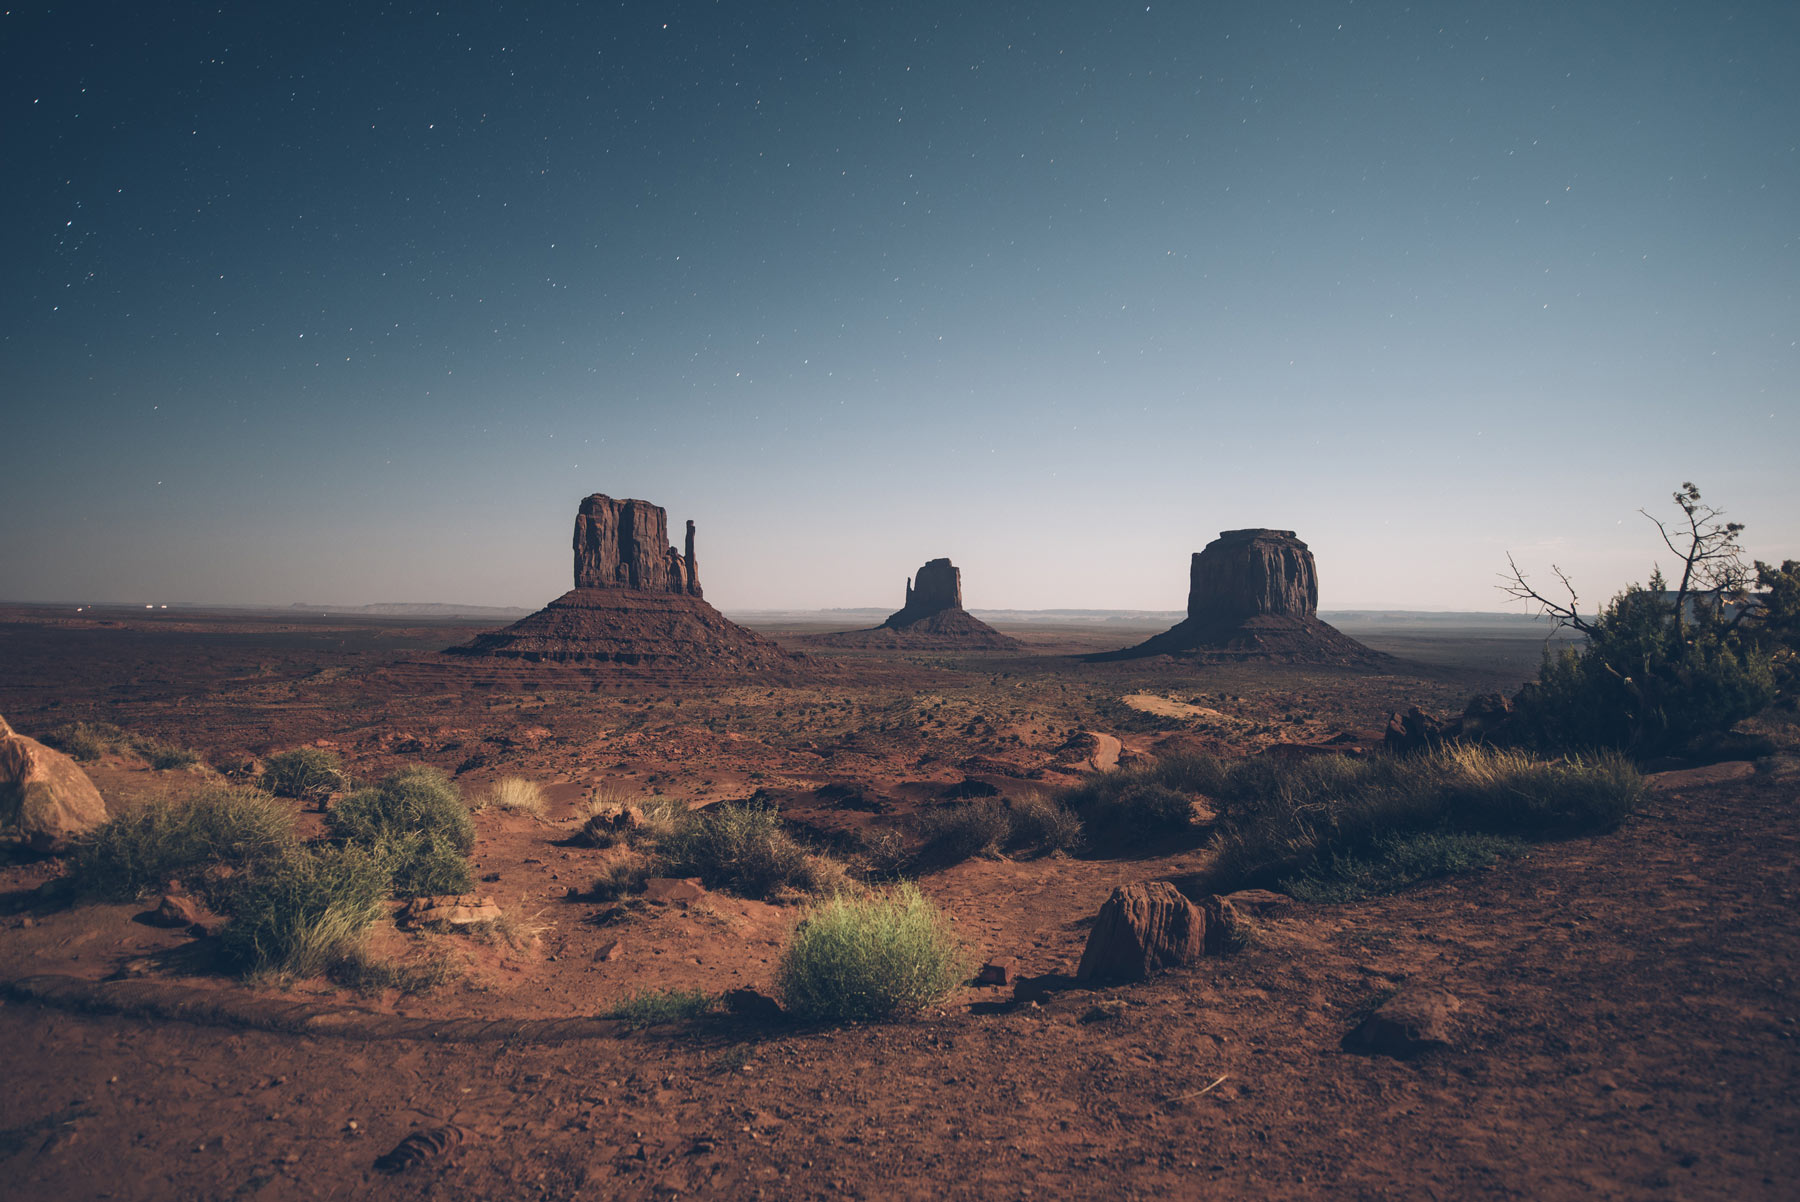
[260,747,344,804]
[913,794,1084,866]
[606,988,715,1028]
[658,802,846,901]
[775,884,966,1023]
[481,776,547,817]
[40,721,202,770]
[1202,744,1643,897]
[72,786,295,901]
[217,841,392,979]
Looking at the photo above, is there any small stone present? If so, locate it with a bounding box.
[976,957,1018,986]
[1343,989,1464,1058]
[723,987,783,1022]
[398,895,503,927]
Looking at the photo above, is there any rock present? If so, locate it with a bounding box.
[373,1125,469,1174]
[398,895,503,927]
[901,558,962,617]
[1188,528,1318,621]
[1384,705,1451,757]
[723,987,783,1021]
[1458,693,1513,742]
[642,877,705,905]
[149,893,204,928]
[1199,894,1242,955]
[1076,882,1207,982]
[571,494,702,597]
[594,939,623,963]
[0,713,109,853]
[1343,989,1464,1057]
[976,957,1018,986]
[1097,531,1383,664]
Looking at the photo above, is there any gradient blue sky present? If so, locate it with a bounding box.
[4,1,1795,612]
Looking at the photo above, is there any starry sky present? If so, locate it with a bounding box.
[4,1,1796,613]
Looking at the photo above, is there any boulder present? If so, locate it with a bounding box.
[1384,706,1451,756]
[149,893,206,929]
[1342,989,1464,1057]
[1076,882,1207,982]
[0,714,109,853]
[398,895,503,927]
[976,956,1019,986]
[723,987,784,1021]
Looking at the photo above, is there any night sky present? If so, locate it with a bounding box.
[4,2,1796,612]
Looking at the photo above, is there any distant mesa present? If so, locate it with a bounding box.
[445,494,790,670]
[810,557,1021,650]
[1094,529,1383,664]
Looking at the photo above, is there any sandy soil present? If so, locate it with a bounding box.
[0,605,1794,1199]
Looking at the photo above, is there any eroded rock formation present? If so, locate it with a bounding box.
[1099,529,1382,663]
[572,495,702,597]
[810,557,1020,650]
[446,493,788,672]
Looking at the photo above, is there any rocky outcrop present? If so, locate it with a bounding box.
[1075,883,1240,982]
[0,714,109,853]
[809,557,1020,650]
[890,558,962,624]
[1098,529,1382,664]
[572,494,702,597]
[446,493,790,673]
[1384,693,1515,756]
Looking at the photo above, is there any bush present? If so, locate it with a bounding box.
[914,795,1085,866]
[1004,794,1085,855]
[606,988,715,1028]
[217,842,392,978]
[658,801,841,901]
[1282,831,1523,903]
[1203,745,1642,896]
[590,856,655,901]
[1510,581,1776,757]
[483,777,547,816]
[261,748,345,803]
[72,786,295,901]
[914,798,1013,863]
[326,766,475,897]
[775,884,966,1023]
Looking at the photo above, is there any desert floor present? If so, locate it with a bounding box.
[0,604,1794,1200]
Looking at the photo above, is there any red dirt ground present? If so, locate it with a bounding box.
[0,604,1794,1199]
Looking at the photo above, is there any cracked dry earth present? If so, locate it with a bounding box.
[4,766,1796,1200]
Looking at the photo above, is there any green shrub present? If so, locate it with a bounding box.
[261,747,345,802]
[1204,745,1642,896]
[606,988,715,1028]
[72,786,295,901]
[1282,831,1524,903]
[217,842,392,978]
[326,766,475,896]
[775,884,966,1023]
[136,738,202,770]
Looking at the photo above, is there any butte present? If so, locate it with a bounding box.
[1094,528,1383,664]
[445,494,791,672]
[810,557,1020,650]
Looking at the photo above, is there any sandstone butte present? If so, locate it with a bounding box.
[1097,528,1383,664]
[810,557,1021,650]
[445,494,790,670]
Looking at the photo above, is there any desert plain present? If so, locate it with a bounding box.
[0,593,1795,1202]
